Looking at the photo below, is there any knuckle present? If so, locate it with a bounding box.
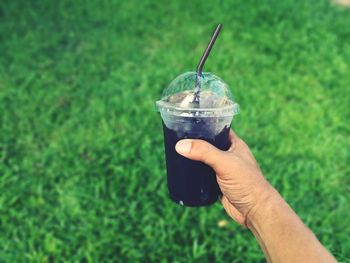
[192,141,211,159]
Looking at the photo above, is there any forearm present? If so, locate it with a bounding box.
[247,191,337,263]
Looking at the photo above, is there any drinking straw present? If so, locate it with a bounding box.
[193,24,223,103]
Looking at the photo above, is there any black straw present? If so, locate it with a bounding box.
[193,24,223,103]
[196,24,222,76]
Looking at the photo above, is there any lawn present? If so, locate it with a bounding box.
[0,0,349,262]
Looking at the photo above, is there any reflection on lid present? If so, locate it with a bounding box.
[161,72,234,108]
[164,90,231,109]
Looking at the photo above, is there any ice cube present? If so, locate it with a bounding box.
[166,91,190,104]
[196,91,229,108]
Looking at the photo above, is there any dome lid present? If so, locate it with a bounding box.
[156,72,239,117]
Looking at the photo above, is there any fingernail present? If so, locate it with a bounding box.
[175,140,192,154]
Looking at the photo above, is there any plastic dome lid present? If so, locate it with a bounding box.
[156,72,239,117]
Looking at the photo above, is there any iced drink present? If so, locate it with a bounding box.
[156,72,239,206]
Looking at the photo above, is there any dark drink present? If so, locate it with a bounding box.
[162,120,231,206]
[156,72,239,207]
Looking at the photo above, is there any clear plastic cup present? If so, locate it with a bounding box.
[156,72,239,206]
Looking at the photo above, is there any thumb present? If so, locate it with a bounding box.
[175,139,231,172]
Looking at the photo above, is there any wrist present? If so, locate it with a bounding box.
[246,185,283,229]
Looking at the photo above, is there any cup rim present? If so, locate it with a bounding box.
[156,100,239,117]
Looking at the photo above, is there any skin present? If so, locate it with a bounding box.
[175,130,337,263]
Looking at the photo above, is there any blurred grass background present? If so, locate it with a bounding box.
[0,0,349,262]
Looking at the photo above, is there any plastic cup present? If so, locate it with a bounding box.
[156,72,239,207]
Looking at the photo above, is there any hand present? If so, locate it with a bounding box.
[176,131,337,262]
[175,130,277,226]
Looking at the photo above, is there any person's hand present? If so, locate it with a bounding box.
[176,130,337,262]
[175,130,277,226]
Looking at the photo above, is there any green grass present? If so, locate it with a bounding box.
[0,0,349,262]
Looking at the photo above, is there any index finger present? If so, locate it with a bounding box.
[228,130,251,153]
[228,130,237,152]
